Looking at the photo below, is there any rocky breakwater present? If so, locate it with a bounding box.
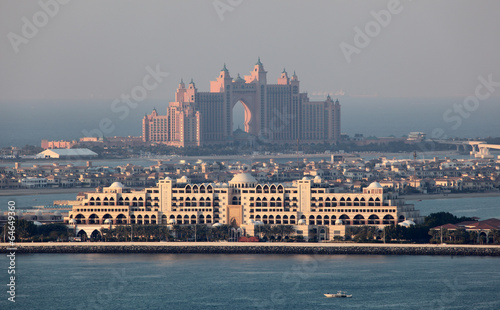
[1,244,499,256]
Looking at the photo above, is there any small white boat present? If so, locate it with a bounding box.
[324,291,352,298]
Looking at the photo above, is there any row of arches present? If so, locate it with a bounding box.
[311,197,382,207]
[73,213,126,225]
[309,214,395,225]
[248,214,396,225]
[87,196,146,207]
[72,213,161,225]
[184,197,212,207]
[251,214,297,225]
[255,184,284,194]
[170,214,213,225]
[184,184,214,193]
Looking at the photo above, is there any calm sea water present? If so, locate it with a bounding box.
[0,254,498,310]
[407,196,500,220]
[0,193,78,211]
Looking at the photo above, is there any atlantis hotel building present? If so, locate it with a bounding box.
[65,173,422,240]
[142,59,341,146]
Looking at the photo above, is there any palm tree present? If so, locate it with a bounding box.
[281,225,296,240]
[489,229,499,244]
[468,231,478,244]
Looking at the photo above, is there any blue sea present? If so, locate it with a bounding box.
[0,254,498,310]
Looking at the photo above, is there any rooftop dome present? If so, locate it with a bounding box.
[367,182,383,189]
[212,223,222,227]
[298,219,306,225]
[335,219,343,225]
[33,221,43,226]
[164,176,172,181]
[54,211,61,216]
[302,177,310,181]
[69,219,77,224]
[254,221,264,225]
[104,219,112,224]
[168,219,176,224]
[178,176,189,183]
[109,182,125,189]
[246,219,256,225]
[35,210,43,217]
[230,173,257,184]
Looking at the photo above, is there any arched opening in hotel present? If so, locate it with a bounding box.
[368,214,380,225]
[90,229,102,241]
[383,214,394,225]
[339,214,350,225]
[269,215,274,224]
[353,214,365,225]
[103,213,113,224]
[76,230,88,241]
[88,214,99,224]
[116,214,127,224]
[232,100,252,133]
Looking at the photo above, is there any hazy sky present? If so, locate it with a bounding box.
[1,0,500,102]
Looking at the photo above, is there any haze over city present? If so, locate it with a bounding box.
[1,1,499,147]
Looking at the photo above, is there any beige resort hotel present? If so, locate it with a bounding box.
[65,173,422,240]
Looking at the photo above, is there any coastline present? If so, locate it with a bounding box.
[0,188,84,197]
[402,191,500,201]
[1,242,499,256]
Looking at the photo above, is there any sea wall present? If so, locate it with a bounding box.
[1,244,499,256]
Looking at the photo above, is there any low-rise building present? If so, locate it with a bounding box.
[21,177,47,188]
[65,173,422,240]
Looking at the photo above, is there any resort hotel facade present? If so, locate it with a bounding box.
[65,173,422,240]
[142,59,341,147]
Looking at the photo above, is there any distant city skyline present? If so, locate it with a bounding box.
[1,1,499,147]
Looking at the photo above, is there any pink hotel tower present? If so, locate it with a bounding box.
[143,59,341,147]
